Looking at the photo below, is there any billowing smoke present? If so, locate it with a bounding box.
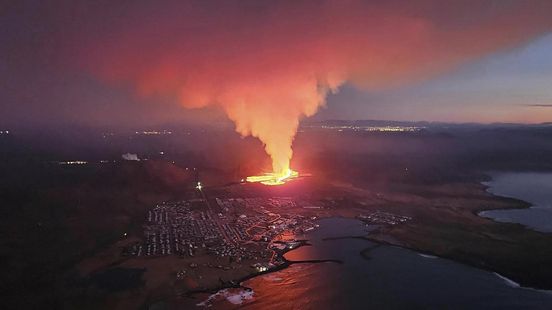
[79,1,552,175]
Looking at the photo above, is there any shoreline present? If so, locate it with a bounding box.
[325,231,552,293]
[473,171,552,219]
[493,272,552,295]
[189,210,552,303]
[470,178,533,217]
[190,232,552,307]
[362,233,552,292]
[476,173,552,233]
[185,174,552,304]
[184,238,343,300]
[191,231,552,308]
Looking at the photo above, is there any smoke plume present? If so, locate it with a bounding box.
[79,1,552,174]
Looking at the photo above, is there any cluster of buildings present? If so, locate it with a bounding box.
[128,201,226,257]
[357,211,412,225]
[56,160,88,165]
[127,197,319,265]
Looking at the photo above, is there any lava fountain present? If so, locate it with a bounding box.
[76,1,552,187]
[220,74,340,186]
[246,168,299,186]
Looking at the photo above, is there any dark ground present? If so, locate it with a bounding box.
[1,122,552,308]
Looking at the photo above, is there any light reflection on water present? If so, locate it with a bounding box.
[203,218,552,309]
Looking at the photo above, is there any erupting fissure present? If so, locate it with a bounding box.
[79,1,552,188]
[246,168,299,186]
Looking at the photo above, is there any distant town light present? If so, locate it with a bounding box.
[135,130,172,135]
[58,161,88,165]
[314,124,424,132]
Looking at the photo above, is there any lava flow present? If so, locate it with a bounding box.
[246,169,299,186]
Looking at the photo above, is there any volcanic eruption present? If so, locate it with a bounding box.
[77,1,552,185]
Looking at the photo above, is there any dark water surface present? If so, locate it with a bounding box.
[480,172,552,232]
[201,218,552,309]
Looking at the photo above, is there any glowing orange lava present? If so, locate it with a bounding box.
[246,168,299,186]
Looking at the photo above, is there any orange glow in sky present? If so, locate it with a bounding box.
[79,1,552,177]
